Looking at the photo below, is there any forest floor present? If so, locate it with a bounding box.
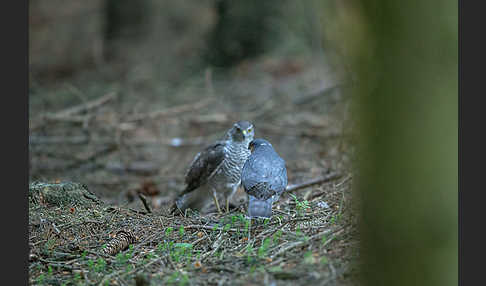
[29,54,360,285]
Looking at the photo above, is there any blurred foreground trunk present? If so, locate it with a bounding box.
[350,1,457,285]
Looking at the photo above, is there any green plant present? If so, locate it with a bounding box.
[273,230,283,245]
[73,271,82,283]
[87,259,94,270]
[165,227,174,236]
[249,265,257,273]
[81,250,87,259]
[330,214,341,224]
[167,271,179,284]
[172,243,193,263]
[303,251,315,264]
[231,215,238,225]
[244,219,250,234]
[223,223,231,232]
[95,258,106,272]
[36,273,46,284]
[290,194,310,214]
[258,238,271,258]
[263,218,270,227]
[295,226,303,237]
[179,272,189,286]
[116,252,128,265]
[321,235,327,245]
[320,255,329,265]
[146,252,154,260]
[179,226,185,237]
[116,245,134,266]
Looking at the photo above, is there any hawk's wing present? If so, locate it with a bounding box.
[179,141,226,196]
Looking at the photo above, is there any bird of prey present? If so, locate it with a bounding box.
[241,138,287,218]
[172,121,255,214]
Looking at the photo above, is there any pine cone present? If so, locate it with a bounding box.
[101,230,137,255]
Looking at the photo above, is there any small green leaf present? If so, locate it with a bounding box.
[165,227,173,236]
[224,223,231,232]
[321,235,327,245]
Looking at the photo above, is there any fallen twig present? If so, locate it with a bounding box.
[269,227,343,259]
[53,92,117,118]
[137,193,152,214]
[125,98,213,123]
[37,257,73,270]
[183,224,239,233]
[334,174,353,188]
[286,172,342,193]
[30,92,117,130]
[201,234,224,261]
[294,80,348,105]
[63,144,118,172]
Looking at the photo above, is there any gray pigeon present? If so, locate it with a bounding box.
[241,138,287,218]
[172,121,254,214]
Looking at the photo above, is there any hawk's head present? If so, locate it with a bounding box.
[228,120,254,143]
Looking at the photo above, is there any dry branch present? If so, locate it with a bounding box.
[125,98,214,122]
[30,92,117,130]
[51,92,117,118]
[61,144,118,171]
[137,193,152,213]
[294,80,348,105]
[184,224,239,233]
[269,227,343,259]
[286,172,342,193]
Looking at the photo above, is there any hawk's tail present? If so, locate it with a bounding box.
[248,195,272,218]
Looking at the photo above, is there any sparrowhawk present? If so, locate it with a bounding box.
[241,138,287,218]
[172,121,254,214]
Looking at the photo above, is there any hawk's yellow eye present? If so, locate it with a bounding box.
[247,128,252,133]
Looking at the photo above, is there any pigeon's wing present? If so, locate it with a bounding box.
[246,181,275,200]
[272,156,287,192]
[263,154,287,203]
[242,153,276,200]
[180,141,226,196]
[241,157,262,192]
